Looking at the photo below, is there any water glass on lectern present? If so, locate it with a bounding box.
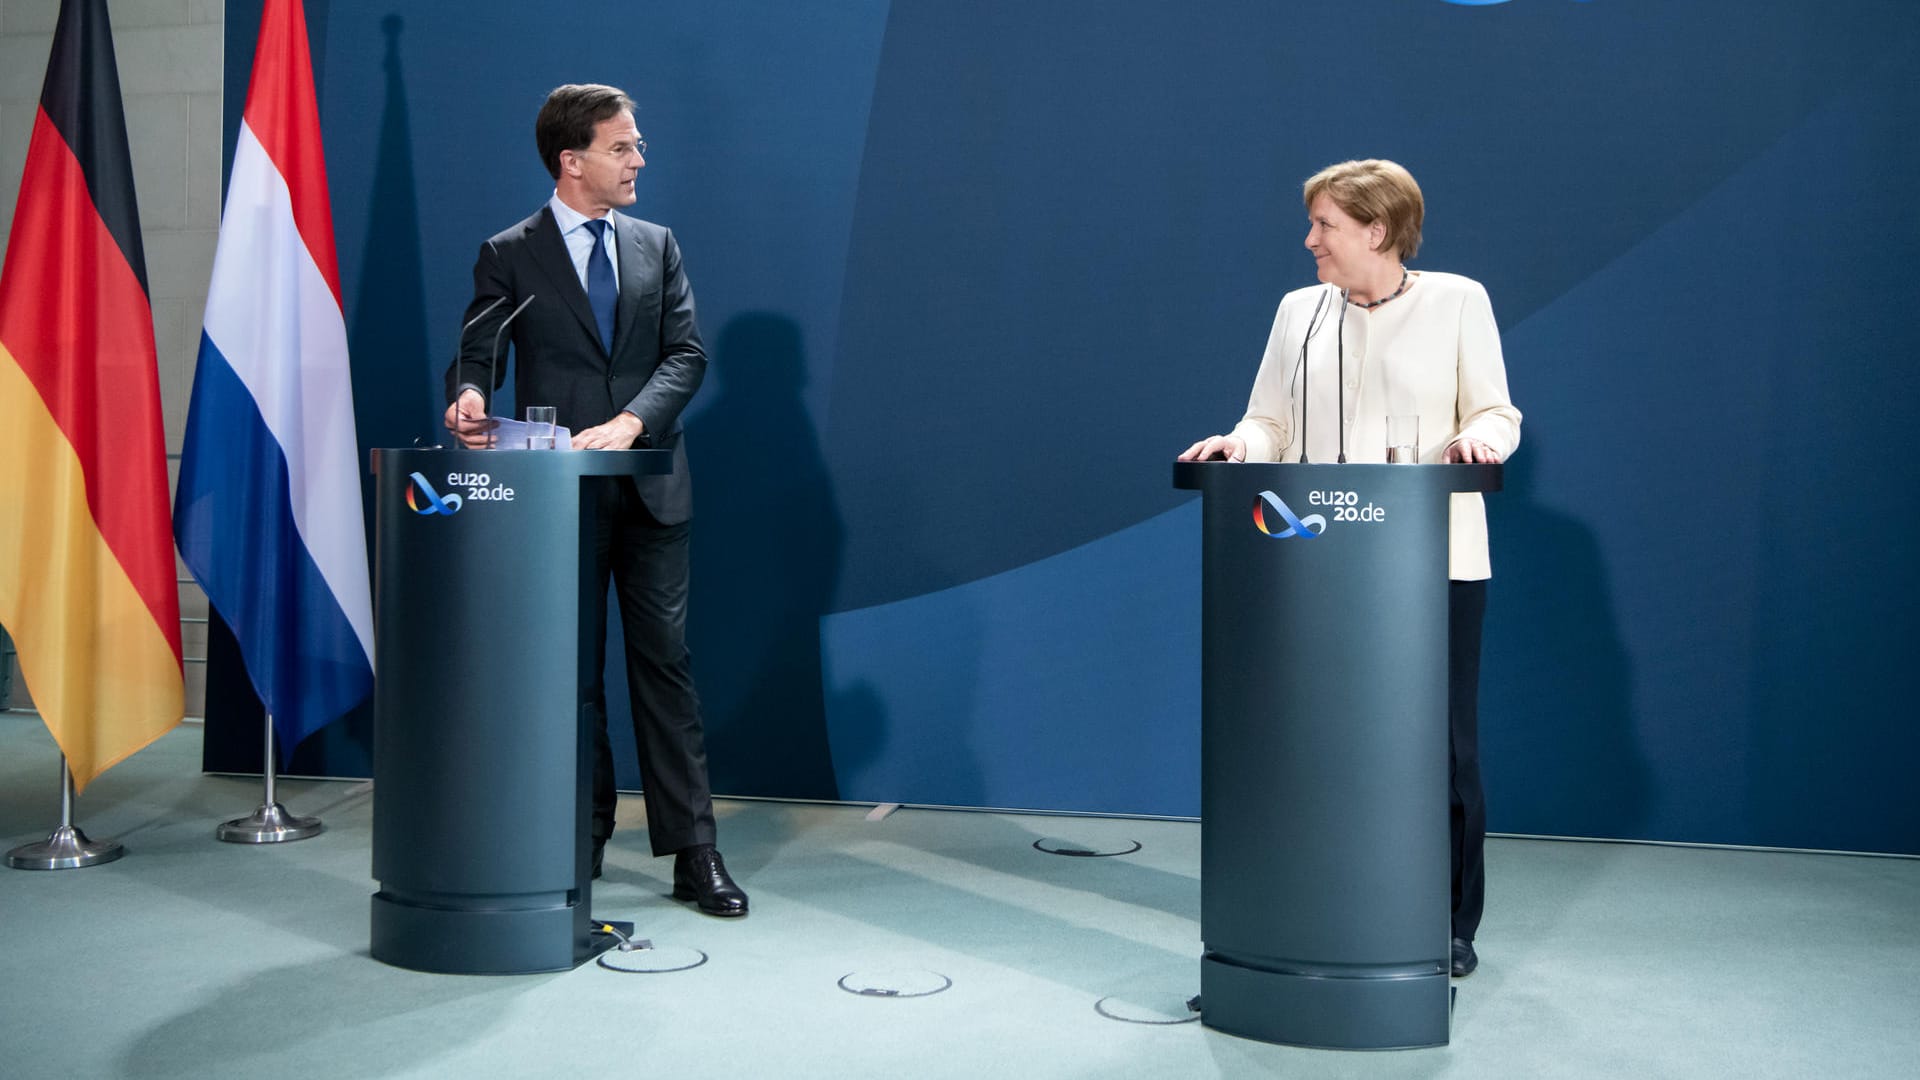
[525,406,557,450]
[1386,415,1419,463]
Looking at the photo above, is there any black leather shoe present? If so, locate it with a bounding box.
[673,844,748,917]
[1451,937,1478,977]
[590,840,605,880]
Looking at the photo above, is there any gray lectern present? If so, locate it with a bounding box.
[368,447,669,974]
[1173,461,1500,1049]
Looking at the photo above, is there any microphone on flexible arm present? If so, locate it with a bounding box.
[1337,289,1350,463]
[481,294,538,449]
[440,297,507,447]
[459,296,508,343]
[1295,286,1333,464]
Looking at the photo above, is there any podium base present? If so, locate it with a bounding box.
[370,889,611,974]
[1199,952,1450,1050]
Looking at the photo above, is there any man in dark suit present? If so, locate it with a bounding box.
[444,83,745,917]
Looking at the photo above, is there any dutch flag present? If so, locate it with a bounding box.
[174,0,372,758]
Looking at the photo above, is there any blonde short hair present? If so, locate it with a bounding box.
[1302,159,1424,261]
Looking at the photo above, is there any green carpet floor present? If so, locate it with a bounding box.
[2,715,1915,1079]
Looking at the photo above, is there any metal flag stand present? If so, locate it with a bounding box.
[6,756,125,870]
[216,715,322,843]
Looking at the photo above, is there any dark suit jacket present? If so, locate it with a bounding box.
[446,206,707,524]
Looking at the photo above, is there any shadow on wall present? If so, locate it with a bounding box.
[823,588,988,810]
[687,313,845,799]
[351,15,441,453]
[1483,435,1651,839]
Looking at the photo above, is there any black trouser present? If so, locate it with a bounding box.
[1449,578,1488,943]
[585,480,716,857]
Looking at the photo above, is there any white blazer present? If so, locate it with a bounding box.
[1229,271,1522,580]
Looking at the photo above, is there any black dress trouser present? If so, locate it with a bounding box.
[1448,578,1488,944]
[585,478,716,856]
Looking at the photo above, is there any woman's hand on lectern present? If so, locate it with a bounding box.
[1443,438,1501,464]
[1179,434,1246,462]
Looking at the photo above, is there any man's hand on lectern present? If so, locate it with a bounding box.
[571,410,645,450]
[444,388,495,449]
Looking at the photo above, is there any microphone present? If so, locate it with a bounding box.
[1296,286,1333,464]
[1337,288,1349,464]
[483,294,538,449]
[437,297,506,448]
[459,295,508,343]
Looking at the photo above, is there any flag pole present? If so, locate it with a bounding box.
[215,714,322,843]
[6,756,126,870]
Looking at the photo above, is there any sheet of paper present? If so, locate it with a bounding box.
[483,416,573,449]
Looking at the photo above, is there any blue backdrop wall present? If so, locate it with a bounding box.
[212,0,1919,854]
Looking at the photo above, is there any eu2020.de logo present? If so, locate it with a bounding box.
[406,472,463,516]
[1251,492,1325,539]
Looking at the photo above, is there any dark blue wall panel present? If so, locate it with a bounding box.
[212,0,1919,853]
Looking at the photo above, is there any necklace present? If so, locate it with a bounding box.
[1354,267,1410,309]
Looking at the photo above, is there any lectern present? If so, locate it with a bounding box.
[368,447,669,974]
[1173,461,1501,1049]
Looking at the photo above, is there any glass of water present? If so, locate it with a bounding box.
[525,406,557,450]
[1385,415,1419,463]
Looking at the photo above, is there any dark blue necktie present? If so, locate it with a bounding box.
[583,218,616,353]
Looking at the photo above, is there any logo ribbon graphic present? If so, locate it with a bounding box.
[1251,491,1325,539]
[406,471,463,516]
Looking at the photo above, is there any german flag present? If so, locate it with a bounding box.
[0,0,183,791]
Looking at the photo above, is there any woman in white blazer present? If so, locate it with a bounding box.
[1179,159,1521,979]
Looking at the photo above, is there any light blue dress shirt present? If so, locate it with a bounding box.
[548,191,619,290]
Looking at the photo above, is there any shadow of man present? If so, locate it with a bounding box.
[687,313,845,799]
